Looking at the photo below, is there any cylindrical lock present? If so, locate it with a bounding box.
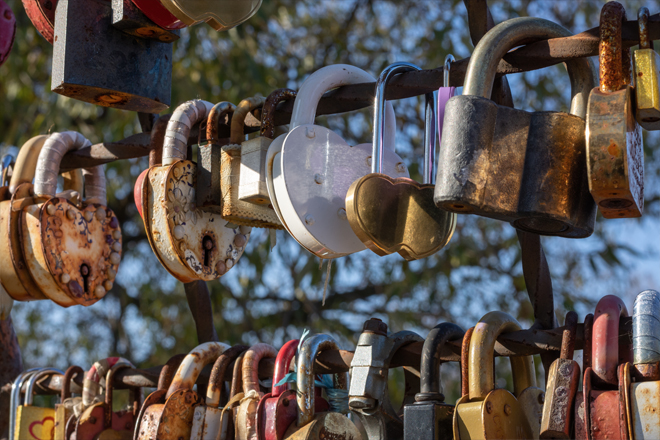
[633,7,660,130]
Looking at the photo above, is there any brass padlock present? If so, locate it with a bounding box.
[434,17,597,237]
[236,343,278,440]
[454,311,542,440]
[633,7,660,130]
[141,100,251,282]
[586,1,644,219]
[284,334,361,440]
[22,132,121,307]
[540,312,580,439]
[218,350,249,440]
[157,0,262,31]
[221,96,283,229]
[238,88,296,205]
[54,365,84,440]
[14,368,63,440]
[404,322,465,440]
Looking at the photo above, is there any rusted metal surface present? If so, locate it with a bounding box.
[261,89,296,139]
[54,365,84,440]
[633,362,660,381]
[21,0,56,43]
[461,327,474,398]
[593,295,631,387]
[237,343,278,440]
[584,314,594,372]
[599,2,629,93]
[111,0,180,42]
[184,281,219,344]
[199,101,234,212]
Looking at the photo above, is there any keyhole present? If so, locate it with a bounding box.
[202,236,214,267]
[80,264,90,294]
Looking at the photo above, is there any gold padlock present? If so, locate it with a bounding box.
[586,1,644,218]
[15,368,63,440]
[0,154,14,319]
[54,365,84,440]
[454,311,543,440]
[633,7,660,130]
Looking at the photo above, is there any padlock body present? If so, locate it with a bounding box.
[282,412,361,440]
[634,48,660,131]
[190,406,222,440]
[586,86,644,218]
[403,401,454,440]
[54,404,74,440]
[238,136,273,205]
[574,389,626,440]
[455,389,533,440]
[197,142,223,213]
[52,0,172,112]
[631,381,660,439]
[540,358,580,439]
[111,0,180,42]
[15,405,55,440]
[435,95,595,237]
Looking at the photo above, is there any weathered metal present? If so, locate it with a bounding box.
[184,281,220,345]
[0,155,15,319]
[111,0,180,42]
[633,290,660,364]
[21,0,56,43]
[404,323,465,440]
[156,0,262,31]
[54,365,84,440]
[346,62,455,261]
[434,17,597,238]
[633,7,660,130]
[586,1,644,219]
[15,368,63,440]
[52,0,172,112]
[0,0,15,66]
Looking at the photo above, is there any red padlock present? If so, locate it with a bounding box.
[0,0,15,66]
[575,295,633,440]
[130,0,186,30]
[21,0,55,43]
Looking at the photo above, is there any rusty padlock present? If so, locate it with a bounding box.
[190,345,249,440]
[574,295,632,440]
[51,0,172,112]
[111,0,180,43]
[216,350,249,440]
[15,368,63,440]
[20,132,121,307]
[0,0,15,66]
[0,154,15,319]
[54,365,84,440]
[434,17,598,237]
[283,334,361,440]
[134,353,186,440]
[454,311,543,440]
[140,100,250,282]
[403,322,465,440]
[540,312,580,439]
[22,0,56,43]
[138,342,230,439]
[586,1,644,219]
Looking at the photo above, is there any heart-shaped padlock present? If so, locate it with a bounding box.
[20,131,121,307]
[267,64,408,258]
[158,0,262,31]
[130,0,187,30]
[139,100,251,282]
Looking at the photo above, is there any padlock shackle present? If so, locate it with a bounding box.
[599,2,631,93]
[25,368,64,406]
[230,351,247,399]
[162,99,214,166]
[103,363,133,429]
[638,7,651,49]
[242,342,278,395]
[61,365,84,401]
[461,327,475,397]
[156,354,186,391]
[166,341,230,398]
[593,294,631,386]
[230,96,266,145]
[10,135,47,194]
[297,334,340,427]
[271,339,300,397]
[468,311,537,400]
[206,101,236,145]
[9,368,41,440]
[417,322,464,401]
[633,289,660,364]
[207,344,249,408]
[82,357,133,407]
[464,17,596,119]
[261,89,297,139]
[1,154,14,187]
[560,311,578,360]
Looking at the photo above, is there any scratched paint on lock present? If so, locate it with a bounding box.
[631,381,660,439]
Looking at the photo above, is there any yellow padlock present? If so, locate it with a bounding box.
[15,368,63,440]
[633,7,660,130]
[454,311,544,440]
[54,365,84,440]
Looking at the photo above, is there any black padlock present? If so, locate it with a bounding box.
[52,0,172,112]
[403,322,464,440]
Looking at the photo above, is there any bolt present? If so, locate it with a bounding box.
[94,285,106,298]
[68,280,83,298]
[363,318,387,334]
[111,241,122,252]
[104,280,113,291]
[96,208,107,221]
[80,264,89,276]
[504,403,512,415]
[97,94,123,104]
[107,268,116,281]
[47,204,56,216]
[110,252,121,265]
[304,215,315,226]
[348,397,377,410]
[112,230,121,240]
[233,234,247,248]
[173,225,184,240]
[538,393,545,405]
[216,260,227,276]
[314,173,323,184]
[396,162,407,174]
[282,398,289,406]
[83,210,94,222]
[306,127,316,139]
[225,258,234,270]
[337,208,347,220]
[203,236,214,250]
[486,401,493,414]
[61,273,71,284]
[109,217,119,229]
[66,209,75,220]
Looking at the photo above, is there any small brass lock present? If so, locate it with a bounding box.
[633,7,660,130]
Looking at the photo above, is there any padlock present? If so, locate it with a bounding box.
[434,17,598,237]
[15,368,64,440]
[0,154,15,319]
[625,290,660,439]
[22,0,56,43]
[221,96,283,229]
[134,353,186,439]
[0,0,15,66]
[574,295,632,440]
[268,64,408,258]
[76,362,141,440]
[217,350,249,440]
[238,88,296,206]
[540,311,580,439]
[436,54,456,143]
[137,342,230,439]
[111,0,180,43]
[0,135,84,304]
[454,311,543,440]
[236,343,278,440]
[20,132,121,307]
[9,369,42,440]
[349,318,423,440]
[346,62,455,260]
[633,7,660,130]
[52,0,172,112]
[54,365,84,440]
[198,101,235,213]
[140,99,251,282]
[403,322,465,440]
[156,0,262,31]
[130,0,187,30]
[586,1,644,219]
[284,333,361,440]
[190,345,249,440]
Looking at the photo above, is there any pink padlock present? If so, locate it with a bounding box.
[0,0,16,66]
